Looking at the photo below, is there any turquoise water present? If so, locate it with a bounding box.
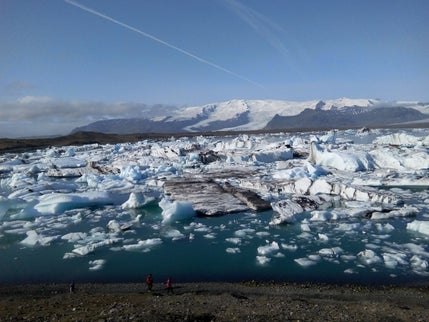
[1,201,427,285]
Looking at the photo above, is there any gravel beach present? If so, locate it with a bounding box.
[1,281,428,321]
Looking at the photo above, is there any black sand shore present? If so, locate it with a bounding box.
[1,282,428,321]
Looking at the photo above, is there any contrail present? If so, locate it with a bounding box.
[223,0,288,58]
[64,0,262,87]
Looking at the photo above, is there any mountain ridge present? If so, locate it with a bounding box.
[71,98,429,134]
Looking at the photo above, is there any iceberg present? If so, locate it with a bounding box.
[20,230,60,246]
[159,198,196,224]
[121,192,152,209]
[407,220,429,236]
[122,238,163,252]
[34,192,113,216]
[308,142,375,171]
[257,241,280,256]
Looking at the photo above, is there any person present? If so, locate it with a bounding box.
[69,280,75,293]
[146,274,153,292]
[165,277,173,294]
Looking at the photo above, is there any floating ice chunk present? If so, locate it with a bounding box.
[63,252,77,259]
[401,243,429,257]
[226,247,240,254]
[64,147,76,157]
[257,241,280,256]
[184,222,205,230]
[34,192,113,216]
[375,223,395,233]
[294,257,317,267]
[309,179,332,195]
[310,211,332,222]
[150,145,184,159]
[270,200,303,225]
[318,247,343,257]
[52,157,87,169]
[89,259,106,271]
[107,220,122,233]
[234,228,255,238]
[336,223,361,232]
[382,252,407,269]
[309,142,374,171]
[403,151,429,170]
[281,243,298,251]
[407,220,429,236]
[256,255,271,265]
[121,192,152,209]
[410,255,429,275]
[72,238,122,256]
[371,206,418,220]
[357,249,382,265]
[256,231,270,237]
[373,133,421,147]
[20,230,60,246]
[344,268,357,274]
[273,162,328,181]
[318,233,329,242]
[122,238,163,252]
[251,149,293,163]
[301,223,311,232]
[163,229,185,240]
[159,198,195,224]
[272,195,323,226]
[294,177,312,195]
[61,232,88,243]
[204,233,216,239]
[0,196,15,221]
[319,130,336,144]
[107,220,132,233]
[226,237,242,245]
[370,147,429,171]
[308,254,321,262]
[119,165,143,182]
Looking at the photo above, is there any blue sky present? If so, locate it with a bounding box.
[1,0,429,137]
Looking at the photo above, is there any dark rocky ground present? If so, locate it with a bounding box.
[0,282,428,321]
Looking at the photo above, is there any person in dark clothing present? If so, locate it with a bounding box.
[146,274,153,292]
[69,280,75,293]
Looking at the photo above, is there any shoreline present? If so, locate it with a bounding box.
[1,281,428,320]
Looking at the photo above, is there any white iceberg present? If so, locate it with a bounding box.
[407,220,429,236]
[159,198,196,224]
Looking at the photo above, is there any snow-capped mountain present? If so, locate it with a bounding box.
[71,98,429,134]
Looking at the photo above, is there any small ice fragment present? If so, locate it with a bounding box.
[256,256,271,265]
[89,259,106,271]
[226,247,241,254]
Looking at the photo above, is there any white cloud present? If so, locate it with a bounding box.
[17,96,53,104]
[0,97,178,138]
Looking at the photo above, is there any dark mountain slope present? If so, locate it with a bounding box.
[264,107,427,131]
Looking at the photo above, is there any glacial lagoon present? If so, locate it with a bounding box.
[1,129,428,285]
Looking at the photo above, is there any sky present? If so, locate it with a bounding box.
[1,0,429,138]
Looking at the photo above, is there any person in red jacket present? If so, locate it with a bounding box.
[165,277,173,294]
